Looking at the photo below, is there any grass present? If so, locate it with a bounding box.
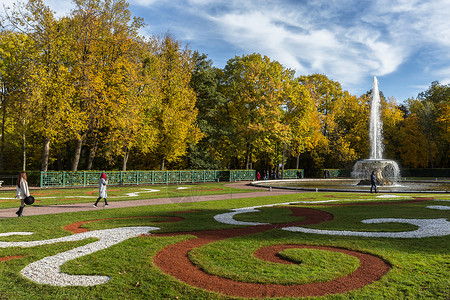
[0,184,448,299]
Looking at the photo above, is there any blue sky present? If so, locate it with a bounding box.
[2,0,450,102]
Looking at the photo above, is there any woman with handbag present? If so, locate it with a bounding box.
[15,171,30,217]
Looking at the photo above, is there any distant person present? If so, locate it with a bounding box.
[370,171,377,193]
[297,170,302,179]
[93,173,109,207]
[256,171,261,180]
[15,171,30,217]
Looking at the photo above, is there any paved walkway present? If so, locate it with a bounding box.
[0,182,299,218]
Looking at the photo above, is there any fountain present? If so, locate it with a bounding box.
[252,77,449,192]
[351,77,400,185]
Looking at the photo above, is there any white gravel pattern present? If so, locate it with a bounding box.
[427,205,450,210]
[283,218,450,238]
[214,200,339,226]
[214,208,270,226]
[0,226,160,286]
[0,232,34,237]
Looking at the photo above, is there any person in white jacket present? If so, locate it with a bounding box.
[15,171,30,217]
[93,173,109,207]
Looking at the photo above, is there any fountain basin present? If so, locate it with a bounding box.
[352,159,400,185]
[253,179,450,193]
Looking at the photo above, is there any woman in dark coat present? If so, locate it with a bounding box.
[370,171,377,193]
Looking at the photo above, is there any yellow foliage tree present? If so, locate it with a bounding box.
[146,34,203,170]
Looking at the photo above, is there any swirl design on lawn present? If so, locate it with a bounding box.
[153,207,391,298]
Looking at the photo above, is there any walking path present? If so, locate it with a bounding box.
[0,182,298,218]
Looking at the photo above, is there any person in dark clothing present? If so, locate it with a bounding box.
[370,171,377,193]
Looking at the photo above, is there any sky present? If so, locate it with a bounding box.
[1,0,450,102]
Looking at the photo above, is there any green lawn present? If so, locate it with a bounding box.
[0,184,448,299]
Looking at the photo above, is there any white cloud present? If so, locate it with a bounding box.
[202,2,409,89]
[182,0,450,94]
[133,0,165,7]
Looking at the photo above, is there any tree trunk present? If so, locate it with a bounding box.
[427,137,434,168]
[71,136,85,171]
[245,142,252,170]
[0,99,6,171]
[87,139,98,170]
[122,147,129,171]
[160,156,165,171]
[296,154,300,169]
[40,136,50,172]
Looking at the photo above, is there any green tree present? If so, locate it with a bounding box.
[186,51,225,169]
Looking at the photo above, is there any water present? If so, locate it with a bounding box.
[370,77,383,159]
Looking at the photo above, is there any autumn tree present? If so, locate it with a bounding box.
[283,77,324,170]
[298,74,359,169]
[67,0,146,171]
[148,34,202,170]
[0,31,33,170]
[417,81,450,167]
[1,0,75,171]
[220,54,293,170]
[397,113,433,168]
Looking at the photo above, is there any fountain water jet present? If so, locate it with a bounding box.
[352,77,400,185]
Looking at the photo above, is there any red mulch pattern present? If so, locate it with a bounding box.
[0,255,25,262]
[64,215,185,234]
[305,198,430,206]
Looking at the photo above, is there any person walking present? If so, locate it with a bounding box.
[93,173,109,207]
[15,171,30,217]
[370,171,377,193]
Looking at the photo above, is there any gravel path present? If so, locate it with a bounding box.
[0,182,299,218]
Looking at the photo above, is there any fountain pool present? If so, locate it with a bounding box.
[253,179,450,193]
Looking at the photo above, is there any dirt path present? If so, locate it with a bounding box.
[0,182,298,218]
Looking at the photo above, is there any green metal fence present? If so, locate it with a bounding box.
[321,169,351,178]
[40,170,257,188]
[282,169,304,179]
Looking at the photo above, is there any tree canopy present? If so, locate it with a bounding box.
[0,0,448,173]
